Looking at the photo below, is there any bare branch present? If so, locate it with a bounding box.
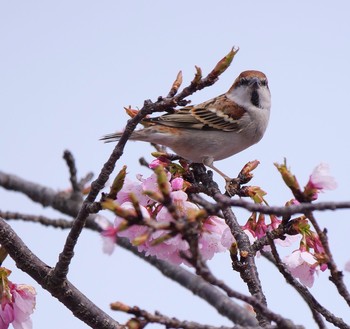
[0,211,72,229]
[0,171,81,217]
[111,302,275,329]
[0,217,123,329]
[63,150,81,194]
[196,193,350,217]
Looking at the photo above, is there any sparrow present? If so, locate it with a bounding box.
[102,70,271,182]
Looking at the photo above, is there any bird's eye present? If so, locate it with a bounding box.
[239,78,249,86]
[261,79,268,86]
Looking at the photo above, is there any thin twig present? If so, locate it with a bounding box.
[0,211,72,229]
[306,211,350,307]
[111,302,293,329]
[79,172,94,189]
[195,193,350,216]
[265,239,350,329]
[63,150,80,193]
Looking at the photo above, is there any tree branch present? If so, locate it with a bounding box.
[110,301,292,329]
[0,171,81,217]
[207,194,350,217]
[305,212,350,308]
[0,217,124,329]
[264,239,350,329]
[0,211,72,229]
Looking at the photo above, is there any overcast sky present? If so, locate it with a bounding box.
[1,2,350,328]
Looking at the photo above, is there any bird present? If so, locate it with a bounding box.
[102,70,271,182]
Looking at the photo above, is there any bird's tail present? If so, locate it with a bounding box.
[100,132,124,143]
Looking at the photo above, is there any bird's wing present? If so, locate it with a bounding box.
[144,95,246,132]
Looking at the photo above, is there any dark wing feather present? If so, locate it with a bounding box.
[142,94,246,132]
[143,106,205,129]
[191,95,246,131]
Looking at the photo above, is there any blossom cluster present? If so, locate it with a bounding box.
[0,267,36,329]
[275,162,337,287]
[99,159,337,287]
[100,163,233,265]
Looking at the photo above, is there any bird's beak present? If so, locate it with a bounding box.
[249,77,260,88]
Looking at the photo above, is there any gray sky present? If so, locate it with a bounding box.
[1,1,350,328]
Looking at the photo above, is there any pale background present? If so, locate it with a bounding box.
[1,1,350,328]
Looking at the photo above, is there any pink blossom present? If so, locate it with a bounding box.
[148,157,170,169]
[99,202,149,255]
[139,193,196,264]
[116,178,153,206]
[0,268,36,329]
[283,250,318,287]
[221,227,235,249]
[141,231,189,265]
[116,173,173,206]
[95,216,117,255]
[221,228,255,252]
[113,202,149,242]
[100,226,119,255]
[306,163,337,191]
[274,234,300,248]
[149,158,165,169]
[305,232,325,255]
[171,177,184,191]
[170,190,188,203]
[139,172,172,203]
[255,214,267,239]
[199,216,229,260]
[121,191,232,265]
[102,170,235,265]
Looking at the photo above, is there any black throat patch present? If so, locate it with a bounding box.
[251,90,260,108]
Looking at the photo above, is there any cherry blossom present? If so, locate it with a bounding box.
[283,250,319,287]
[148,157,171,169]
[100,170,234,265]
[0,268,36,329]
[198,216,229,260]
[304,163,337,200]
[267,215,300,247]
[100,226,119,255]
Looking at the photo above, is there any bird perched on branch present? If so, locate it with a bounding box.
[102,70,271,182]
